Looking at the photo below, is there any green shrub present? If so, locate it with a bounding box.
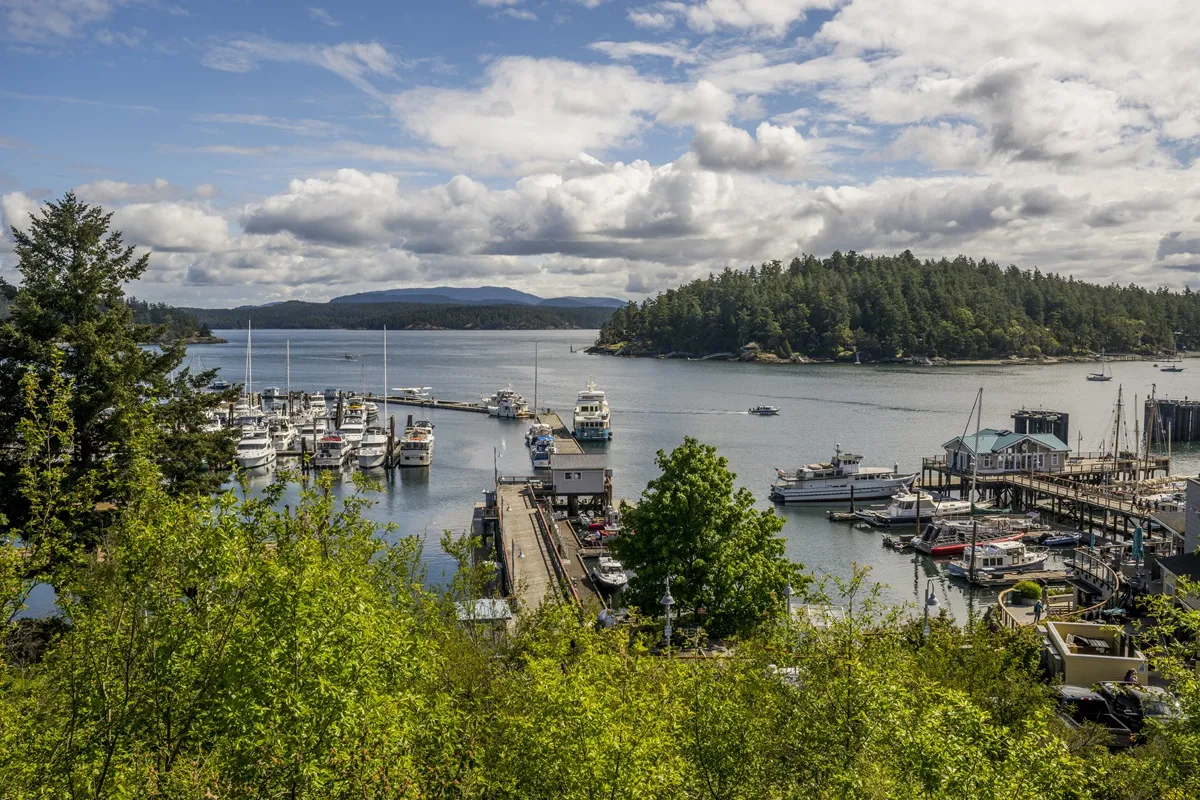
[1013,581,1043,600]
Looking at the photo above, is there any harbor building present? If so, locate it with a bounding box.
[941,428,1071,475]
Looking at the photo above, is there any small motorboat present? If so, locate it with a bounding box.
[1041,531,1083,547]
[749,405,780,415]
[947,541,1047,578]
[344,353,357,361]
[591,556,629,592]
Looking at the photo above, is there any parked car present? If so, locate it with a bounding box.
[1096,682,1183,736]
[1053,685,1136,749]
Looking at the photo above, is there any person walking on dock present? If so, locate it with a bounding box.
[1033,599,1043,623]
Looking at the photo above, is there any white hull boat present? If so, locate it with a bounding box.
[399,420,435,467]
[855,491,985,526]
[770,447,914,503]
[236,427,277,469]
[591,556,628,592]
[573,379,612,441]
[314,433,352,468]
[358,427,389,469]
[947,541,1048,578]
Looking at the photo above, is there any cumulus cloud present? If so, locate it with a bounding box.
[629,0,840,37]
[690,122,822,176]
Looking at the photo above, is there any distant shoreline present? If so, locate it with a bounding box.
[585,344,1188,368]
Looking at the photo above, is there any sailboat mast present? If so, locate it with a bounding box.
[382,326,388,428]
[286,339,291,398]
[533,341,538,416]
[246,320,253,407]
[970,387,982,511]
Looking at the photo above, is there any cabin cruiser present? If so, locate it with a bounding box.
[261,386,283,401]
[308,392,327,408]
[573,380,612,440]
[202,409,228,433]
[947,541,1048,578]
[235,426,277,469]
[207,378,232,392]
[912,515,1048,556]
[399,420,435,467]
[486,386,530,419]
[269,417,297,452]
[769,447,915,503]
[531,435,556,470]
[338,412,366,450]
[324,387,340,400]
[314,432,352,468]
[357,426,390,469]
[750,405,780,415]
[525,422,553,446]
[854,491,983,527]
[591,556,629,592]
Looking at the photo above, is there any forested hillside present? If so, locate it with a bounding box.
[126,297,215,342]
[186,300,613,330]
[598,251,1200,360]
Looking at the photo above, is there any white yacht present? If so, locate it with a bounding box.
[358,426,390,469]
[399,420,435,467]
[947,541,1048,578]
[269,417,297,453]
[338,412,366,451]
[769,447,915,503]
[573,380,612,441]
[314,431,352,468]
[591,556,629,592]
[854,491,983,527]
[486,386,530,419]
[235,426,277,469]
[530,435,556,470]
[525,422,553,446]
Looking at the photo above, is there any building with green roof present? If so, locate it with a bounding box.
[942,428,1070,475]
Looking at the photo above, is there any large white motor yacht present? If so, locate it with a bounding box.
[314,431,352,468]
[572,380,612,441]
[399,420,435,467]
[358,426,390,469]
[235,426,277,469]
[769,446,915,503]
[485,386,530,419]
[854,491,983,526]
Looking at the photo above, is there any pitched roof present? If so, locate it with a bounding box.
[550,453,607,470]
[1158,552,1200,582]
[944,428,1069,455]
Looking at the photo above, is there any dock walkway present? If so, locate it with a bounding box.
[498,483,560,609]
[538,410,583,456]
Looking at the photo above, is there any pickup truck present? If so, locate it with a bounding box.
[1097,681,1182,736]
[1054,686,1136,749]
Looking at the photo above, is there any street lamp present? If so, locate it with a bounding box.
[784,581,795,618]
[661,576,675,648]
[493,446,502,485]
[922,579,939,638]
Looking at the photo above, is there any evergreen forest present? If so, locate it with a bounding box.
[598,251,1200,360]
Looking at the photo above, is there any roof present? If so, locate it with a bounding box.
[944,427,1070,455]
[1158,552,1200,581]
[455,599,513,622]
[550,453,608,470]
[1151,511,1186,537]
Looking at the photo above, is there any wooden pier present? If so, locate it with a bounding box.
[365,393,489,414]
[537,410,583,456]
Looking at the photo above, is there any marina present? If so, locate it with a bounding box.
[190,328,1200,621]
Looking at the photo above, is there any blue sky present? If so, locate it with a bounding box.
[2,1,1199,306]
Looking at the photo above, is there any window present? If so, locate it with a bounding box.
[1051,454,1059,466]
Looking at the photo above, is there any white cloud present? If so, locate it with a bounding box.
[690,122,822,176]
[628,0,840,37]
[657,80,738,126]
[111,202,230,253]
[202,38,398,97]
[589,39,698,64]
[627,9,676,31]
[500,8,538,21]
[308,7,340,27]
[0,0,123,42]
[389,57,670,172]
[191,112,343,137]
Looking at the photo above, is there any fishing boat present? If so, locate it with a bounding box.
[531,435,556,470]
[911,515,1047,556]
[947,541,1048,578]
[590,556,629,592]
[854,491,983,526]
[399,420,435,467]
[235,426,277,469]
[750,405,780,415]
[314,431,352,468]
[573,379,612,440]
[486,386,531,419]
[769,446,915,503]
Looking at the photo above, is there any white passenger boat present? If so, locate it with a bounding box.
[235,426,277,469]
[854,491,984,526]
[769,447,914,503]
[399,420,435,467]
[573,380,612,440]
[947,541,1048,578]
[486,386,530,419]
[314,432,352,468]
[749,405,780,415]
[591,556,629,592]
[531,435,556,470]
[358,426,389,469]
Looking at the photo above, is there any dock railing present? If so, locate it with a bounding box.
[532,497,580,606]
[1063,548,1119,621]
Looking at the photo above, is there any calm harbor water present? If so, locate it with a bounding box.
[186,328,1200,621]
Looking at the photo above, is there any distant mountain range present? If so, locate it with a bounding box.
[328,286,627,308]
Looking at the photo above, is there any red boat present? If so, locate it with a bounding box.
[913,516,1046,557]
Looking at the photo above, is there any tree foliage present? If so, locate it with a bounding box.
[599,250,1200,359]
[611,437,802,638]
[0,193,236,542]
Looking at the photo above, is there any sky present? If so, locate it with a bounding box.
[1,0,1200,307]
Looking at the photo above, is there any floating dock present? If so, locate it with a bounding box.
[537,410,583,456]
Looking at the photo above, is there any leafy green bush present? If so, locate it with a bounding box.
[1013,580,1043,600]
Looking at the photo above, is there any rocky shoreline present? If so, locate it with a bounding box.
[585,342,1178,367]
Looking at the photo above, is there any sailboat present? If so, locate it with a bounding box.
[235,320,278,469]
[1161,333,1185,372]
[1086,351,1112,381]
[359,327,391,469]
